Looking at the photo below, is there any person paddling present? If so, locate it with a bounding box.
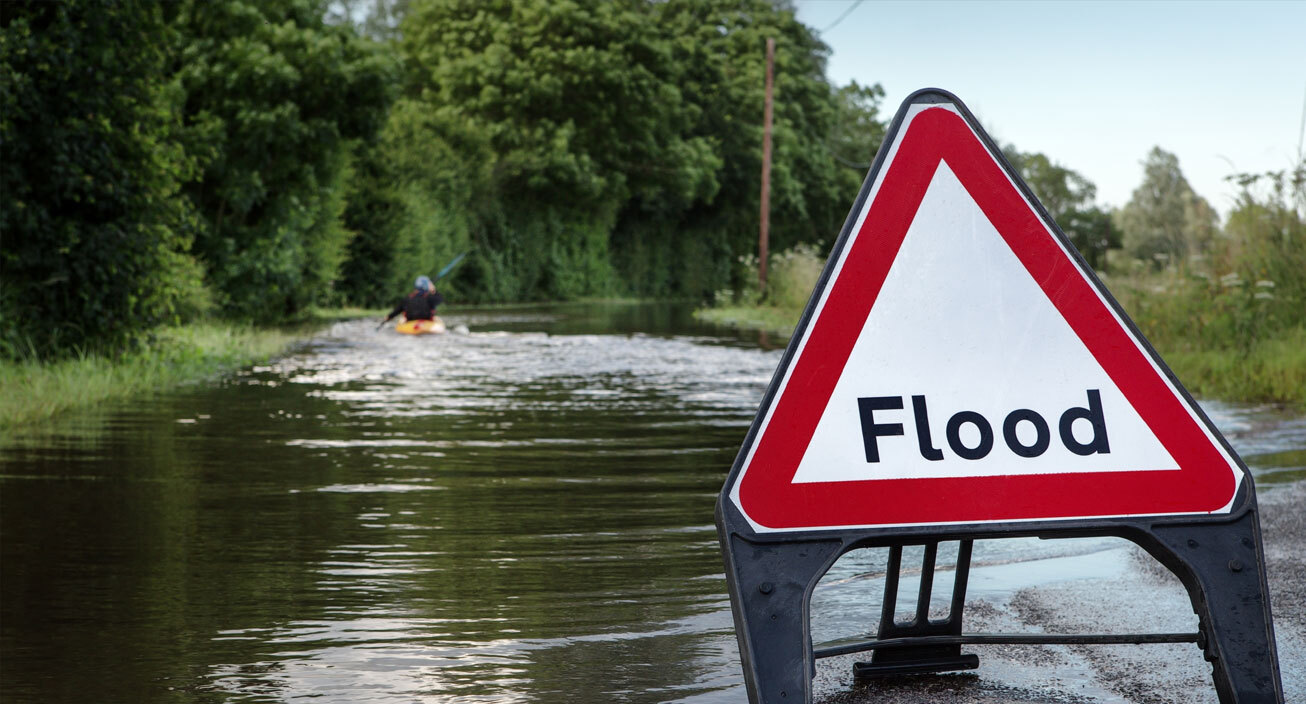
[380,275,445,328]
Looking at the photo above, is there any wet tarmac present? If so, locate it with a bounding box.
[811,479,1304,703]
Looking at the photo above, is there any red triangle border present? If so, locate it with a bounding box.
[733,106,1241,531]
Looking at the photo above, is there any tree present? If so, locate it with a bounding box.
[1059,205,1121,272]
[326,0,411,41]
[173,0,397,320]
[1115,147,1217,267]
[403,0,718,213]
[340,0,887,303]
[613,0,873,298]
[828,81,887,170]
[1004,147,1120,271]
[395,0,725,300]
[1,0,203,356]
[337,97,491,306]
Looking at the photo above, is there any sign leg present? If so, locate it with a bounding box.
[721,534,844,704]
[856,539,978,677]
[1138,509,1283,703]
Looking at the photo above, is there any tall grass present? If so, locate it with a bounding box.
[1161,326,1306,407]
[0,323,305,430]
[1106,265,1306,408]
[693,243,825,336]
[1102,167,1306,407]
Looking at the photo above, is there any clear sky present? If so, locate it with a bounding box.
[792,0,1306,218]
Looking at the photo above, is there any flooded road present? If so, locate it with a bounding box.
[2,302,1302,703]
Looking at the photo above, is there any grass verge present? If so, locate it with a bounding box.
[0,322,314,430]
[693,305,800,338]
[1155,326,1306,408]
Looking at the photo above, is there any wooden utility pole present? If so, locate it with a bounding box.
[758,37,775,292]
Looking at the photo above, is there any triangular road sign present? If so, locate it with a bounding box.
[725,92,1245,533]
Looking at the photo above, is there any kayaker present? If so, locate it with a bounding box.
[381,275,445,326]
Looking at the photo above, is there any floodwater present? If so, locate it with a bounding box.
[1,302,1302,703]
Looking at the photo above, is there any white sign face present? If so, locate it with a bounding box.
[790,162,1177,483]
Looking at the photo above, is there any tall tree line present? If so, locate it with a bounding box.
[2,0,394,355]
[4,0,1297,360]
[337,0,880,306]
[2,0,886,355]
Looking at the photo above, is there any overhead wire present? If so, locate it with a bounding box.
[818,0,866,34]
[810,1,874,169]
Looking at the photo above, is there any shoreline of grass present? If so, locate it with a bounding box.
[0,301,679,430]
[1156,326,1306,409]
[695,303,1306,410]
[692,305,800,338]
[0,319,335,431]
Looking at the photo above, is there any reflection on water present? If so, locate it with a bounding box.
[1,304,774,704]
[1202,401,1306,485]
[1,302,1302,703]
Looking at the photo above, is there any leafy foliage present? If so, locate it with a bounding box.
[405,0,719,212]
[338,0,889,304]
[828,81,887,169]
[3,0,892,347]
[326,0,411,41]
[173,0,398,320]
[391,0,727,301]
[1115,147,1218,267]
[612,0,879,299]
[3,0,1300,407]
[1004,147,1121,271]
[1,0,203,356]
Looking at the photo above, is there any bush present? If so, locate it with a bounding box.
[1,0,202,357]
[708,241,825,312]
[765,242,824,310]
[174,0,397,321]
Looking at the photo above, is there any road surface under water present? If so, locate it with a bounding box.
[2,302,1302,703]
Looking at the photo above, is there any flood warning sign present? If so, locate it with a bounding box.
[724,103,1242,533]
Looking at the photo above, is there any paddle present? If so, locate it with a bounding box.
[432,251,468,283]
[377,252,469,330]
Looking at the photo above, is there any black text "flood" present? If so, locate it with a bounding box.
[857,390,1111,462]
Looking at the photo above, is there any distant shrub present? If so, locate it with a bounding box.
[764,242,825,311]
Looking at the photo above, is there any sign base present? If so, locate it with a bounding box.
[715,87,1281,704]
[716,489,1283,703]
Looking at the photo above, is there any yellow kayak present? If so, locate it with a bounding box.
[395,317,446,335]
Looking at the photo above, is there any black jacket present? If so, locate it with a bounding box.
[387,290,444,321]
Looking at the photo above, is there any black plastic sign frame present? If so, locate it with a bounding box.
[715,89,1283,704]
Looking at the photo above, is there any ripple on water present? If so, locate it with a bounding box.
[205,316,1306,703]
[4,304,1302,704]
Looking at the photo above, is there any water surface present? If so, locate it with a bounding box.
[2,302,1301,703]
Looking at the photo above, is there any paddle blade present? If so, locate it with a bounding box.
[434,252,468,281]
